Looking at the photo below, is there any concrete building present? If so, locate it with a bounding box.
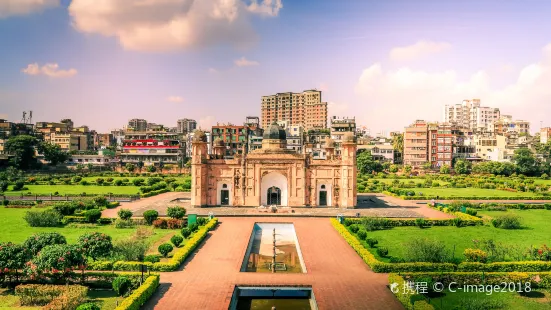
[177,118,197,134]
[191,123,357,208]
[305,129,330,159]
[128,119,148,132]
[541,127,551,144]
[68,150,114,167]
[261,89,328,130]
[211,124,249,156]
[286,125,304,153]
[428,123,453,168]
[444,99,500,132]
[403,120,429,167]
[96,133,115,148]
[356,144,395,162]
[47,133,87,152]
[491,115,530,135]
[185,131,212,158]
[120,131,183,165]
[330,116,356,155]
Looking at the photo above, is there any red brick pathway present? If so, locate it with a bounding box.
[144,217,403,310]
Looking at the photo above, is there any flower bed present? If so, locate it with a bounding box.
[15,284,88,309]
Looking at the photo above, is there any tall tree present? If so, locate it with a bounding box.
[356,151,383,175]
[37,142,70,166]
[4,135,37,170]
[392,133,404,163]
[454,159,472,175]
[514,148,540,176]
[137,160,144,172]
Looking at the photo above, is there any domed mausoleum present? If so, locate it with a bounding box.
[191,124,357,208]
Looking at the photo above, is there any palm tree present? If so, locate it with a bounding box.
[158,160,165,173]
[392,133,404,164]
[137,160,144,173]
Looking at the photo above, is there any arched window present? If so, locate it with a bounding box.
[321,185,326,190]
[222,184,227,189]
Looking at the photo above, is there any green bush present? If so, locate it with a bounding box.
[403,238,451,263]
[115,275,159,310]
[76,303,100,310]
[118,209,133,220]
[84,209,102,223]
[366,238,378,248]
[188,223,198,232]
[24,232,67,255]
[143,210,159,225]
[158,243,173,257]
[167,206,186,219]
[377,247,389,258]
[13,180,25,191]
[115,219,135,229]
[349,224,359,233]
[491,214,522,229]
[170,235,184,247]
[181,227,191,238]
[113,276,132,296]
[465,208,478,216]
[464,248,488,263]
[197,217,207,226]
[452,217,463,227]
[53,202,77,215]
[114,180,123,186]
[24,209,61,227]
[144,254,161,263]
[356,230,367,240]
[78,232,113,260]
[415,218,426,228]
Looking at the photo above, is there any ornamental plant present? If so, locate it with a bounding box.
[0,242,30,272]
[143,210,159,225]
[24,232,67,255]
[84,209,102,223]
[167,206,186,219]
[26,244,86,278]
[181,227,191,238]
[158,243,173,257]
[112,276,132,296]
[464,248,488,263]
[76,303,100,310]
[356,230,367,241]
[117,209,133,220]
[170,235,184,247]
[78,232,113,260]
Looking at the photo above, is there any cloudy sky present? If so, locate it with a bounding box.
[1,0,551,133]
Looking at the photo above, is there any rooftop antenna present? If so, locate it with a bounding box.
[21,111,27,123]
[29,111,33,124]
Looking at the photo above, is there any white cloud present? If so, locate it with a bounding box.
[246,0,282,16]
[234,56,259,66]
[390,40,451,62]
[327,101,349,116]
[0,0,59,18]
[21,63,77,78]
[208,67,218,73]
[68,0,281,52]
[167,96,183,102]
[355,44,551,132]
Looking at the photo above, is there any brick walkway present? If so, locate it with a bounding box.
[102,192,452,219]
[144,217,403,310]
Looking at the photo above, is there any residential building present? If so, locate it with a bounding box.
[444,99,500,132]
[111,129,125,151]
[357,144,395,162]
[177,118,197,134]
[120,131,184,165]
[185,131,211,158]
[541,127,551,144]
[330,116,356,155]
[68,150,114,167]
[403,120,429,167]
[491,115,530,135]
[96,133,115,148]
[261,89,328,130]
[47,133,87,152]
[287,125,304,153]
[305,129,330,159]
[428,123,453,168]
[211,124,249,156]
[127,119,147,132]
[244,117,263,152]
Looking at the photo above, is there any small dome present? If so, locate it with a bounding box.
[343,132,356,143]
[213,137,224,147]
[192,130,207,142]
[263,121,287,141]
[325,137,335,148]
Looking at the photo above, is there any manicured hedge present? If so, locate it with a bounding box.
[382,191,550,201]
[333,218,551,273]
[115,275,160,310]
[388,274,434,310]
[88,218,218,272]
[151,218,218,271]
[344,216,482,227]
[140,188,170,198]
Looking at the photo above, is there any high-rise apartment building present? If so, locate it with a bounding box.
[428,123,453,168]
[177,118,197,134]
[404,121,454,168]
[491,115,530,135]
[541,127,551,144]
[261,89,328,130]
[403,120,429,167]
[444,99,500,132]
[211,124,249,156]
[331,116,356,155]
[128,119,147,132]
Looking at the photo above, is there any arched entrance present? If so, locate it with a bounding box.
[267,186,281,205]
[319,185,327,206]
[217,182,232,206]
[317,184,332,207]
[220,184,229,205]
[261,172,288,206]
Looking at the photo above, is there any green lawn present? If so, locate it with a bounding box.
[81,176,190,183]
[409,187,542,198]
[356,210,551,262]
[4,185,140,196]
[367,178,449,185]
[428,290,551,310]
[0,207,173,244]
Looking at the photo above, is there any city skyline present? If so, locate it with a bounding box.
[1,0,551,133]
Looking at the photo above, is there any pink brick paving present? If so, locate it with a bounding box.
[143,217,404,310]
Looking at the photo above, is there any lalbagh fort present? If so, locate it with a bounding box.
[190,122,358,208]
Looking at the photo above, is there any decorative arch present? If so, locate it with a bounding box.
[260,172,288,206]
[317,183,332,207]
[216,181,232,205]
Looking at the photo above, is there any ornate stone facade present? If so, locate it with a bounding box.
[191,123,357,208]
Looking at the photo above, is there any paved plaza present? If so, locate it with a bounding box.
[103,192,452,219]
[143,217,404,310]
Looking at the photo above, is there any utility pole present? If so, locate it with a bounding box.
[272,228,276,273]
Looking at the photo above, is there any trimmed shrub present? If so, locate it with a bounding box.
[167,206,186,219]
[171,235,184,247]
[403,238,451,263]
[491,214,522,229]
[152,219,168,229]
[115,219,135,229]
[188,223,198,232]
[143,210,159,225]
[144,254,161,263]
[24,209,61,227]
[84,209,102,223]
[158,243,173,257]
[415,218,426,228]
[13,180,25,191]
[349,224,359,233]
[197,217,207,226]
[77,303,100,310]
[377,247,389,258]
[356,230,367,240]
[166,219,183,229]
[78,232,113,260]
[366,238,378,248]
[181,227,191,238]
[118,209,133,220]
[53,202,77,216]
[464,248,488,263]
[113,276,132,296]
[115,275,159,310]
[24,232,67,255]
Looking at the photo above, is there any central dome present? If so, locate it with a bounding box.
[263,121,287,140]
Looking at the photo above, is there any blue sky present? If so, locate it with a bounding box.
[1,0,551,133]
